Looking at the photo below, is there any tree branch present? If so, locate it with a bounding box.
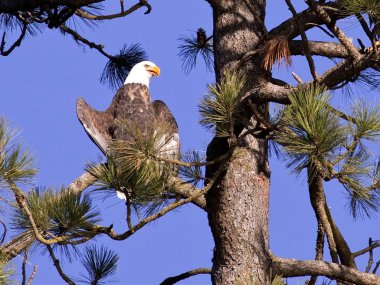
[27,265,38,285]
[353,241,380,258]
[92,155,231,241]
[285,0,319,81]
[46,245,76,285]
[268,2,342,40]
[59,25,113,60]
[289,40,350,58]
[306,0,361,60]
[75,0,151,20]
[272,257,380,285]
[160,268,211,285]
[0,24,27,56]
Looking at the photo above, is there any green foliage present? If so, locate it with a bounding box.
[178,28,214,74]
[349,99,380,140]
[274,85,346,174]
[0,117,36,186]
[274,85,380,218]
[179,151,205,187]
[12,187,100,241]
[0,257,15,285]
[87,122,176,215]
[340,0,380,21]
[100,43,147,90]
[80,245,119,285]
[199,71,246,137]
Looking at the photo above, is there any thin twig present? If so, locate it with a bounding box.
[308,220,325,285]
[75,0,151,20]
[373,259,380,274]
[353,240,380,257]
[306,0,361,60]
[0,24,27,56]
[60,25,113,60]
[365,238,374,273]
[126,199,134,233]
[46,245,76,285]
[27,265,38,285]
[355,13,374,43]
[22,250,28,285]
[285,0,319,81]
[0,219,6,244]
[160,268,211,285]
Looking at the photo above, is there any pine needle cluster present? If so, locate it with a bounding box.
[274,85,380,218]
[80,245,119,285]
[177,28,214,74]
[199,71,246,137]
[0,256,15,285]
[87,122,177,215]
[0,117,36,186]
[179,151,205,187]
[12,187,100,242]
[340,0,380,20]
[100,43,147,90]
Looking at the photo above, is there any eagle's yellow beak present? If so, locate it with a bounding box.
[146,65,161,76]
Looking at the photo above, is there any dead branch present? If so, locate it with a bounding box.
[27,265,38,285]
[75,0,151,20]
[160,268,211,285]
[273,257,380,285]
[306,0,361,60]
[0,24,27,56]
[46,245,76,285]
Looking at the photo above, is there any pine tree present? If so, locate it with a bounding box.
[1,0,380,284]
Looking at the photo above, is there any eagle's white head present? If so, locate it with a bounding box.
[124,61,160,88]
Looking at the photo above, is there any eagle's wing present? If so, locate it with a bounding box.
[152,100,180,162]
[76,97,113,154]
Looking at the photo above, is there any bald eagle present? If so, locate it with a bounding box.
[76,61,180,198]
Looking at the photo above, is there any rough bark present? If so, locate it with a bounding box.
[206,1,271,284]
[308,169,357,269]
[273,257,380,285]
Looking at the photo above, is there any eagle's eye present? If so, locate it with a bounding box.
[144,64,150,68]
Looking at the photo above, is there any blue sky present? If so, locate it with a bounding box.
[1,1,379,284]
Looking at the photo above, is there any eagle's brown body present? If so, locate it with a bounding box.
[76,83,179,160]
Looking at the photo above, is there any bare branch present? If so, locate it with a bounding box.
[160,268,211,285]
[366,238,374,273]
[46,245,76,285]
[66,169,97,195]
[308,220,325,285]
[285,0,318,81]
[353,241,380,258]
[0,219,6,244]
[289,40,350,58]
[272,257,380,285]
[59,25,113,60]
[373,260,380,274]
[0,24,27,56]
[306,0,361,60]
[22,250,27,285]
[75,0,151,20]
[27,265,38,285]
[268,2,342,40]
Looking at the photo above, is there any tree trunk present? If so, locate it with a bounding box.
[206,1,271,284]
